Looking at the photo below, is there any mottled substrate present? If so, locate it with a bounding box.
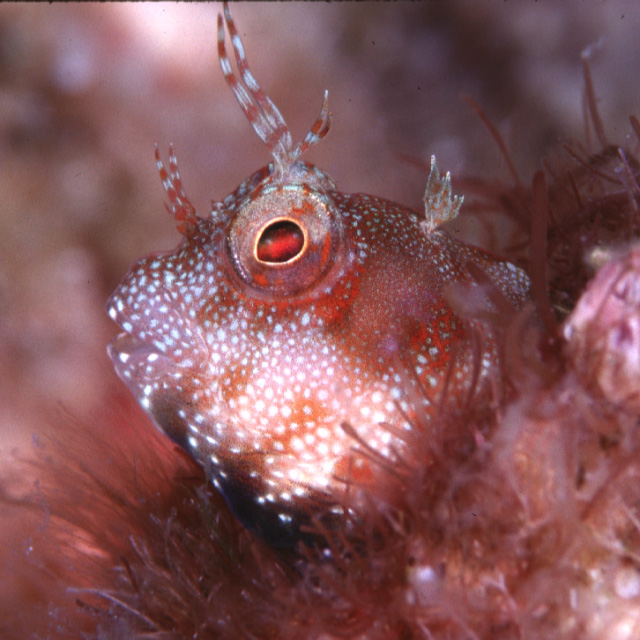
[2,118,640,640]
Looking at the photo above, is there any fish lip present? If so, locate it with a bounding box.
[105,285,184,364]
[106,330,174,382]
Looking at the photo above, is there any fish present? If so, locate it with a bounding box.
[107,4,530,545]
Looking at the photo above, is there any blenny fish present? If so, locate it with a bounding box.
[107,5,530,545]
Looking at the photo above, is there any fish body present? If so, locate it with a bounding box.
[107,5,529,544]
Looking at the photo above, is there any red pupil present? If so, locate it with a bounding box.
[257,221,304,263]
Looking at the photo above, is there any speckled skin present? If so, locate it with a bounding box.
[107,5,530,544]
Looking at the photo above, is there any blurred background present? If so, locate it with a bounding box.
[1,1,639,459]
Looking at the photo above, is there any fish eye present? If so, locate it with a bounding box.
[255,218,306,264]
[226,185,343,297]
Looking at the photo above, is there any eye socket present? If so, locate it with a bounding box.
[227,185,343,297]
[256,219,305,263]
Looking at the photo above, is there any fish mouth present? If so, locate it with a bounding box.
[107,331,178,402]
[107,330,165,365]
